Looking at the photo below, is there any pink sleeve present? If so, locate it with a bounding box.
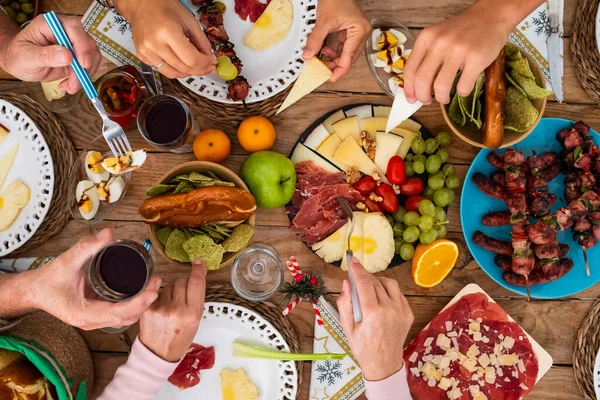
[364,367,412,400]
[97,337,179,400]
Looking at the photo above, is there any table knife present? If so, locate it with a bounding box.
[547,0,563,103]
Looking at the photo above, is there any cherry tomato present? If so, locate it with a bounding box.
[363,198,383,213]
[386,155,406,184]
[405,195,427,213]
[353,176,377,195]
[399,177,424,196]
[375,184,399,213]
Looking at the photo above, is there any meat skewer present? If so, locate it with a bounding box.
[511,220,534,300]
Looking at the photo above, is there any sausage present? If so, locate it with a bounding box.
[487,152,505,169]
[482,210,511,226]
[472,231,513,255]
[482,48,506,149]
[473,172,506,200]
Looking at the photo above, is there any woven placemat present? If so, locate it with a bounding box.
[0,93,76,256]
[171,80,292,126]
[574,298,600,399]
[205,282,303,398]
[571,0,600,103]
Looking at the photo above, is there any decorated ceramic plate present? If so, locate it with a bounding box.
[178,0,317,104]
[461,118,600,299]
[154,302,298,400]
[0,100,54,256]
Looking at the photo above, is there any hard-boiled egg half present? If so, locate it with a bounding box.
[384,49,411,74]
[85,151,110,183]
[76,180,100,220]
[96,176,126,204]
[102,149,147,175]
[388,75,405,96]
[369,46,402,68]
[372,28,407,51]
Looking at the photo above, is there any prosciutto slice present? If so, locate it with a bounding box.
[168,344,215,390]
[288,161,361,245]
[234,0,271,22]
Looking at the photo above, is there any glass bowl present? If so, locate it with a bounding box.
[364,16,416,98]
[68,136,132,224]
[32,85,82,114]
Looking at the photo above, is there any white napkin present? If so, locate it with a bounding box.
[0,257,54,273]
[508,0,564,88]
[310,296,364,400]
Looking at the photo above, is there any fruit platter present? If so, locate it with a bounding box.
[462,118,600,299]
[287,103,461,277]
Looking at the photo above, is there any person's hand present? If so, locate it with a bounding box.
[403,1,514,105]
[337,258,414,381]
[139,259,207,362]
[0,14,101,94]
[115,0,216,79]
[29,229,161,331]
[302,0,371,82]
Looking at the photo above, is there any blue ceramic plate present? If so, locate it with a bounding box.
[461,118,600,298]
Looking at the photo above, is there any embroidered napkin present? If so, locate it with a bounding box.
[0,257,55,273]
[509,0,564,88]
[310,296,364,400]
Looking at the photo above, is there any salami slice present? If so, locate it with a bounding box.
[168,344,216,390]
[234,0,271,23]
[404,293,538,400]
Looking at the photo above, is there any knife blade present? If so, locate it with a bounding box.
[547,0,563,102]
[385,86,423,133]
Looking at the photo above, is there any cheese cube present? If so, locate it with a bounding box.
[489,354,498,365]
[517,359,526,373]
[468,385,480,396]
[427,378,437,387]
[422,363,436,380]
[436,334,451,351]
[461,358,478,373]
[438,377,452,390]
[472,331,483,342]
[445,321,453,331]
[478,353,491,368]
[410,367,420,377]
[484,367,496,384]
[474,394,488,400]
[439,356,451,370]
[469,322,481,332]
[408,352,418,363]
[467,344,480,358]
[424,337,434,347]
[499,354,519,366]
[447,388,462,399]
[503,336,516,349]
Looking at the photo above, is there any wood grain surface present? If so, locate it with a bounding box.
[0,0,596,399]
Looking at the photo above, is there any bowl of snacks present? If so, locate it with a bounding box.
[365,16,415,98]
[69,136,147,224]
[35,79,82,114]
[441,44,551,149]
[141,162,257,270]
[0,0,40,26]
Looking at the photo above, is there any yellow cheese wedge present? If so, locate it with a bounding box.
[0,180,31,231]
[332,116,361,142]
[0,142,19,190]
[373,106,391,118]
[316,133,348,171]
[374,131,403,172]
[333,137,385,178]
[0,123,8,145]
[277,57,332,114]
[322,109,345,133]
[391,127,417,158]
[41,78,67,102]
[398,119,422,132]
[361,117,388,139]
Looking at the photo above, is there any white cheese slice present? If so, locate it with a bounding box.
[323,109,345,133]
[316,133,348,171]
[374,131,403,172]
[332,116,361,142]
[290,143,341,173]
[385,86,423,133]
[277,57,332,114]
[0,142,19,190]
[304,124,331,150]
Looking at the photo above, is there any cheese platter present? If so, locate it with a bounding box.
[403,283,552,399]
[287,103,461,273]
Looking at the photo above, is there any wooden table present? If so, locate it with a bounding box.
[1,0,596,398]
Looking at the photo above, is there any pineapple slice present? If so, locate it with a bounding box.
[312,221,348,263]
[341,212,364,271]
[243,0,293,52]
[362,212,395,273]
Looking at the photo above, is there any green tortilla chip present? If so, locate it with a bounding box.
[189,172,214,182]
[504,86,539,132]
[475,96,483,127]
[165,229,191,263]
[505,44,522,61]
[182,235,225,270]
[509,70,553,100]
[470,72,486,117]
[448,93,466,127]
[505,72,527,97]
[221,224,255,252]
[156,226,173,246]
[146,184,177,197]
[507,58,535,80]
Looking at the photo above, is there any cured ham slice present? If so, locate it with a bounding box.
[287,161,361,245]
[234,0,271,22]
[168,344,215,390]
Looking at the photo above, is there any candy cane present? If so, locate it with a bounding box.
[289,256,302,275]
[283,297,301,316]
[285,260,299,278]
[312,300,324,326]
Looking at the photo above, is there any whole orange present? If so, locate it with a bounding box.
[237,116,276,153]
[193,129,231,164]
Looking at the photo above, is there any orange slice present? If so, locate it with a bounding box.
[412,239,459,288]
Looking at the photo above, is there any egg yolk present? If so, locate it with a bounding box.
[377,32,399,50]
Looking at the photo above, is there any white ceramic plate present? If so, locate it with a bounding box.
[596,5,600,55]
[0,100,54,256]
[178,0,317,104]
[154,302,298,400]
[594,345,600,399]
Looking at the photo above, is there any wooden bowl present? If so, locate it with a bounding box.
[145,161,256,269]
[441,49,547,149]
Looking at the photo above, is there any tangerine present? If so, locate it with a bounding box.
[411,239,459,288]
[237,116,276,153]
[193,129,231,164]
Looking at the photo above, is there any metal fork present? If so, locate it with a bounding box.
[43,11,132,157]
[338,198,363,323]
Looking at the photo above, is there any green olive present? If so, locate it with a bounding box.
[10,2,20,10]
[3,5,16,19]
[15,11,27,23]
[21,3,33,13]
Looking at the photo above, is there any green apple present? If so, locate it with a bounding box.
[240,151,296,209]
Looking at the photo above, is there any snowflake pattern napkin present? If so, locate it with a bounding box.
[310,296,364,400]
[509,0,564,88]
